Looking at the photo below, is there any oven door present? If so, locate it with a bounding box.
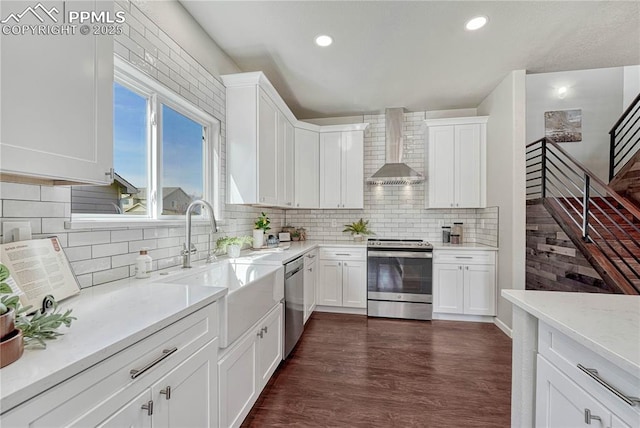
[367,250,433,303]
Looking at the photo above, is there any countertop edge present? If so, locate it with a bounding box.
[502,290,640,376]
[0,287,227,414]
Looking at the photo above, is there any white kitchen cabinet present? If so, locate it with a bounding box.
[317,247,366,309]
[294,127,320,208]
[223,72,296,208]
[279,114,295,207]
[425,117,488,208]
[433,250,496,316]
[2,304,219,427]
[0,0,113,185]
[319,129,366,209]
[218,303,282,428]
[303,249,318,323]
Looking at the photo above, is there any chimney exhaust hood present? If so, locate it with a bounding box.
[366,108,424,185]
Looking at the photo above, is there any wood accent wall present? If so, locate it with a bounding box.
[526,201,618,293]
[610,150,640,209]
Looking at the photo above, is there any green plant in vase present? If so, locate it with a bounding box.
[253,212,271,248]
[216,236,253,258]
[343,218,374,242]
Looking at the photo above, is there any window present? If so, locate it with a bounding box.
[71,59,220,220]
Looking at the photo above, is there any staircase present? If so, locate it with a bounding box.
[526,138,640,295]
[609,92,640,206]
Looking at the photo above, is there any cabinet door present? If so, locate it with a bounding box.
[97,390,152,428]
[536,355,611,428]
[319,132,343,208]
[317,260,343,306]
[277,113,294,207]
[294,128,320,208]
[0,0,113,184]
[433,264,464,314]
[342,261,366,308]
[341,131,364,209]
[218,333,258,428]
[463,264,496,316]
[153,340,218,428]
[257,90,279,205]
[428,126,455,208]
[257,305,283,388]
[455,124,483,208]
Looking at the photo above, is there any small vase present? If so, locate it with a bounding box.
[253,229,264,249]
[0,328,23,368]
[353,234,364,242]
[0,308,15,340]
[227,244,241,258]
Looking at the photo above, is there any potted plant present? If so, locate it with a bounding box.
[291,231,301,242]
[343,218,374,242]
[253,212,271,249]
[216,236,253,258]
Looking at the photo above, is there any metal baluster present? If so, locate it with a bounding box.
[541,140,547,198]
[582,174,590,241]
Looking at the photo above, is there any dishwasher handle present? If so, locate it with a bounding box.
[285,265,303,279]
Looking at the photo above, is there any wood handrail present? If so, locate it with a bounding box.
[527,137,640,221]
[610,92,640,134]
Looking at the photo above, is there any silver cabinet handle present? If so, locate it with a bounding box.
[577,364,640,406]
[455,256,473,259]
[337,204,340,208]
[335,253,351,256]
[306,254,316,259]
[458,266,462,270]
[262,326,268,334]
[287,202,292,206]
[308,267,313,272]
[584,408,601,424]
[257,330,264,339]
[465,266,469,270]
[130,347,178,379]
[450,203,453,207]
[160,386,171,400]
[141,400,153,416]
[338,262,341,266]
[344,262,348,266]
[297,203,300,207]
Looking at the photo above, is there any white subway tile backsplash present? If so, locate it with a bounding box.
[63,246,92,262]
[112,252,139,268]
[40,186,71,202]
[111,229,143,242]
[0,182,40,201]
[68,231,111,247]
[92,242,129,258]
[70,257,111,275]
[3,200,65,218]
[93,266,130,285]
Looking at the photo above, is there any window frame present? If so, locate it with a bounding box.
[71,56,221,222]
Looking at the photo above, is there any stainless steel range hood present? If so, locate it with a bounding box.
[366,108,424,185]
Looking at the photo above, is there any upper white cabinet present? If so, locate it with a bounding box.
[294,127,320,208]
[0,0,113,185]
[319,128,366,209]
[223,73,296,208]
[424,116,488,208]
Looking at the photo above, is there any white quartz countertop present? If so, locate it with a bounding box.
[503,290,640,376]
[0,278,226,413]
[232,240,366,265]
[432,243,499,251]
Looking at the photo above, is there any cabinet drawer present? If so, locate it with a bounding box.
[433,250,495,265]
[319,247,366,261]
[303,249,319,268]
[538,321,640,425]
[2,304,219,427]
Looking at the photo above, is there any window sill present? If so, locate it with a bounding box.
[65,218,225,230]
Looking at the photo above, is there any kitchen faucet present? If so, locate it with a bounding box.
[182,199,218,268]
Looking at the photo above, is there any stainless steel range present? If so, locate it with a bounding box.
[367,238,433,320]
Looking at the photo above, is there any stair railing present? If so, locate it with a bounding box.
[609,92,640,181]
[527,137,640,293]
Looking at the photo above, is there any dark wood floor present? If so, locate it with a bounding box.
[242,312,512,428]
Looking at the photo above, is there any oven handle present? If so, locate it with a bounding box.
[368,251,433,259]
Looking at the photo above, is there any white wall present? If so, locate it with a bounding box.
[623,65,640,110]
[478,70,527,332]
[526,67,624,182]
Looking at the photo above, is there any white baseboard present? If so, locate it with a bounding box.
[432,313,494,323]
[494,317,512,338]
[314,306,367,315]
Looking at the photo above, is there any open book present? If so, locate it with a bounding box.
[0,237,80,311]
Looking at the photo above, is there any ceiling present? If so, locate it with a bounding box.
[180,1,640,119]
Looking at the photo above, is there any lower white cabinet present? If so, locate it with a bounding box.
[2,304,219,427]
[433,250,496,316]
[317,247,366,309]
[218,303,283,428]
[303,249,318,323]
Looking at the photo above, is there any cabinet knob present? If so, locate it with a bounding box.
[141,400,153,416]
[337,204,340,208]
[262,326,268,334]
[344,262,348,266]
[459,266,462,270]
[338,262,341,266]
[160,386,171,400]
[584,409,601,425]
[297,203,300,207]
[308,267,313,272]
[465,266,469,270]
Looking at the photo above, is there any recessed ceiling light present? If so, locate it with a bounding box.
[465,16,488,31]
[557,86,568,99]
[315,35,333,47]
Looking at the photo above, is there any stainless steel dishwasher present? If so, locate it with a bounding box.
[284,256,304,358]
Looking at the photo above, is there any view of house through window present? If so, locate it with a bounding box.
[161,105,204,215]
[71,67,217,219]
